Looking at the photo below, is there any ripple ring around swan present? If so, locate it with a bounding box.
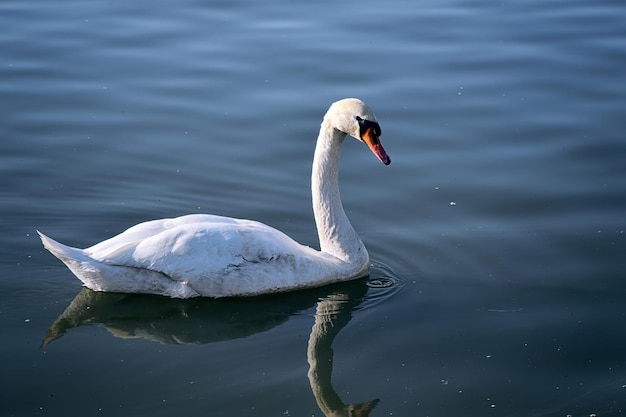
[360,260,404,311]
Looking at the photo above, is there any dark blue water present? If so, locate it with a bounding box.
[2,0,625,415]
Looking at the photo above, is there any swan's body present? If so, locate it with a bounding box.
[39,98,390,298]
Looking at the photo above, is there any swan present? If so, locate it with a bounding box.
[38,98,391,298]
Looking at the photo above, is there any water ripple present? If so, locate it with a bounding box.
[357,260,404,311]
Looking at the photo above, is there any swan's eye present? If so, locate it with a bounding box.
[356,117,382,140]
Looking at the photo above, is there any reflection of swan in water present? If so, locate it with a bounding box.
[41,286,320,346]
[42,279,382,416]
[308,292,379,417]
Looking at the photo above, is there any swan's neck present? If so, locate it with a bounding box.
[312,121,369,269]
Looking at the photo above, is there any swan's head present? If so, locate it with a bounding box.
[325,98,391,165]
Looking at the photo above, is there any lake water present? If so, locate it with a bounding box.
[2,0,625,415]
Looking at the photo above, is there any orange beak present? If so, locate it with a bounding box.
[362,127,391,165]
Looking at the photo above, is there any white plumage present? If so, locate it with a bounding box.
[39,98,391,298]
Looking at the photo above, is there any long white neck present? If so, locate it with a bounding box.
[311,120,369,270]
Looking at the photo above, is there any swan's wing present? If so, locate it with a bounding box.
[85,214,317,284]
[84,214,237,256]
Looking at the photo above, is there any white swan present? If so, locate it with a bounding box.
[38,98,391,298]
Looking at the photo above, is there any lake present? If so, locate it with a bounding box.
[1,0,625,415]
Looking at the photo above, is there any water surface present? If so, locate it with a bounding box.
[1,0,625,415]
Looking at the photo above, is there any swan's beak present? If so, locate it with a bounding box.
[347,398,380,417]
[362,127,391,165]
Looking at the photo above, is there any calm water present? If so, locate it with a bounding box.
[2,0,626,415]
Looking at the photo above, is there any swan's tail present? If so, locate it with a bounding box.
[37,230,101,289]
[37,231,89,264]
